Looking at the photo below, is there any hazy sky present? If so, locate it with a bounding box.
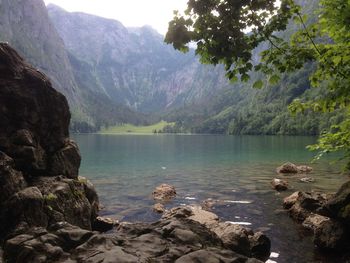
[43,0,188,35]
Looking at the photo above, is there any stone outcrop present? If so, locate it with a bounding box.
[283,182,350,251]
[164,206,271,262]
[0,43,267,263]
[3,208,266,263]
[0,43,98,241]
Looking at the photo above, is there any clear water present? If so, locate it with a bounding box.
[73,134,349,263]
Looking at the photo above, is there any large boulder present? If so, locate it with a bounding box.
[34,176,96,230]
[286,191,329,222]
[0,43,96,239]
[0,43,71,174]
[0,187,48,238]
[325,181,350,223]
[48,140,81,179]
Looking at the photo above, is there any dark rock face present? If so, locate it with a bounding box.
[325,181,350,223]
[0,43,97,238]
[0,43,72,174]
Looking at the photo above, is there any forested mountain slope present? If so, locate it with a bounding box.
[163,0,343,135]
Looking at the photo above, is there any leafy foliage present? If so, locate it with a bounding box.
[166,0,350,169]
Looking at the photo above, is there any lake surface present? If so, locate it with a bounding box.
[73,134,349,263]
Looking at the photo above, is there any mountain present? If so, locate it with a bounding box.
[47,4,230,113]
[0,0,154,131]
[161,0,344,135]
[0,0,80,104]
[1,0,336,135]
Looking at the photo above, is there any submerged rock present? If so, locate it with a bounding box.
[271,178,288,191]
[300,177,315,183]
[152,183,176,200]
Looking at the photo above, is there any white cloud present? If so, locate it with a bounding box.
[43,0,188,35]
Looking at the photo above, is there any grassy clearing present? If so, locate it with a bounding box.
[99,121,174,134]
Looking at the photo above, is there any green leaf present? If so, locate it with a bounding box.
[268,75,280,85]
[253,80,264,89]
[333,56,342,65]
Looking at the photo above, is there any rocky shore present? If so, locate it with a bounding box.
[0,43,270,262]
[273,162,350,260]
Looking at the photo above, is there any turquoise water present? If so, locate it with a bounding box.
[73,134,349,263]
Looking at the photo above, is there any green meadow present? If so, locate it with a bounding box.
[99,121,174,134]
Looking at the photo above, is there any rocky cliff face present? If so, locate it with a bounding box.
[0,0,80,105]
[0,43,269,263]
[0,42,98,237]
[47,4,230,113]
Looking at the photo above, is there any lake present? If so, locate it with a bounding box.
[73,134,349,263]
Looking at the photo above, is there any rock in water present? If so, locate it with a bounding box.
[276,162,299,173]
[276,162,312,174]
[152,183,176,200]
[271,178,288,191]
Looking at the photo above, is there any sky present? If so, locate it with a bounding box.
[43,0,188,35]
